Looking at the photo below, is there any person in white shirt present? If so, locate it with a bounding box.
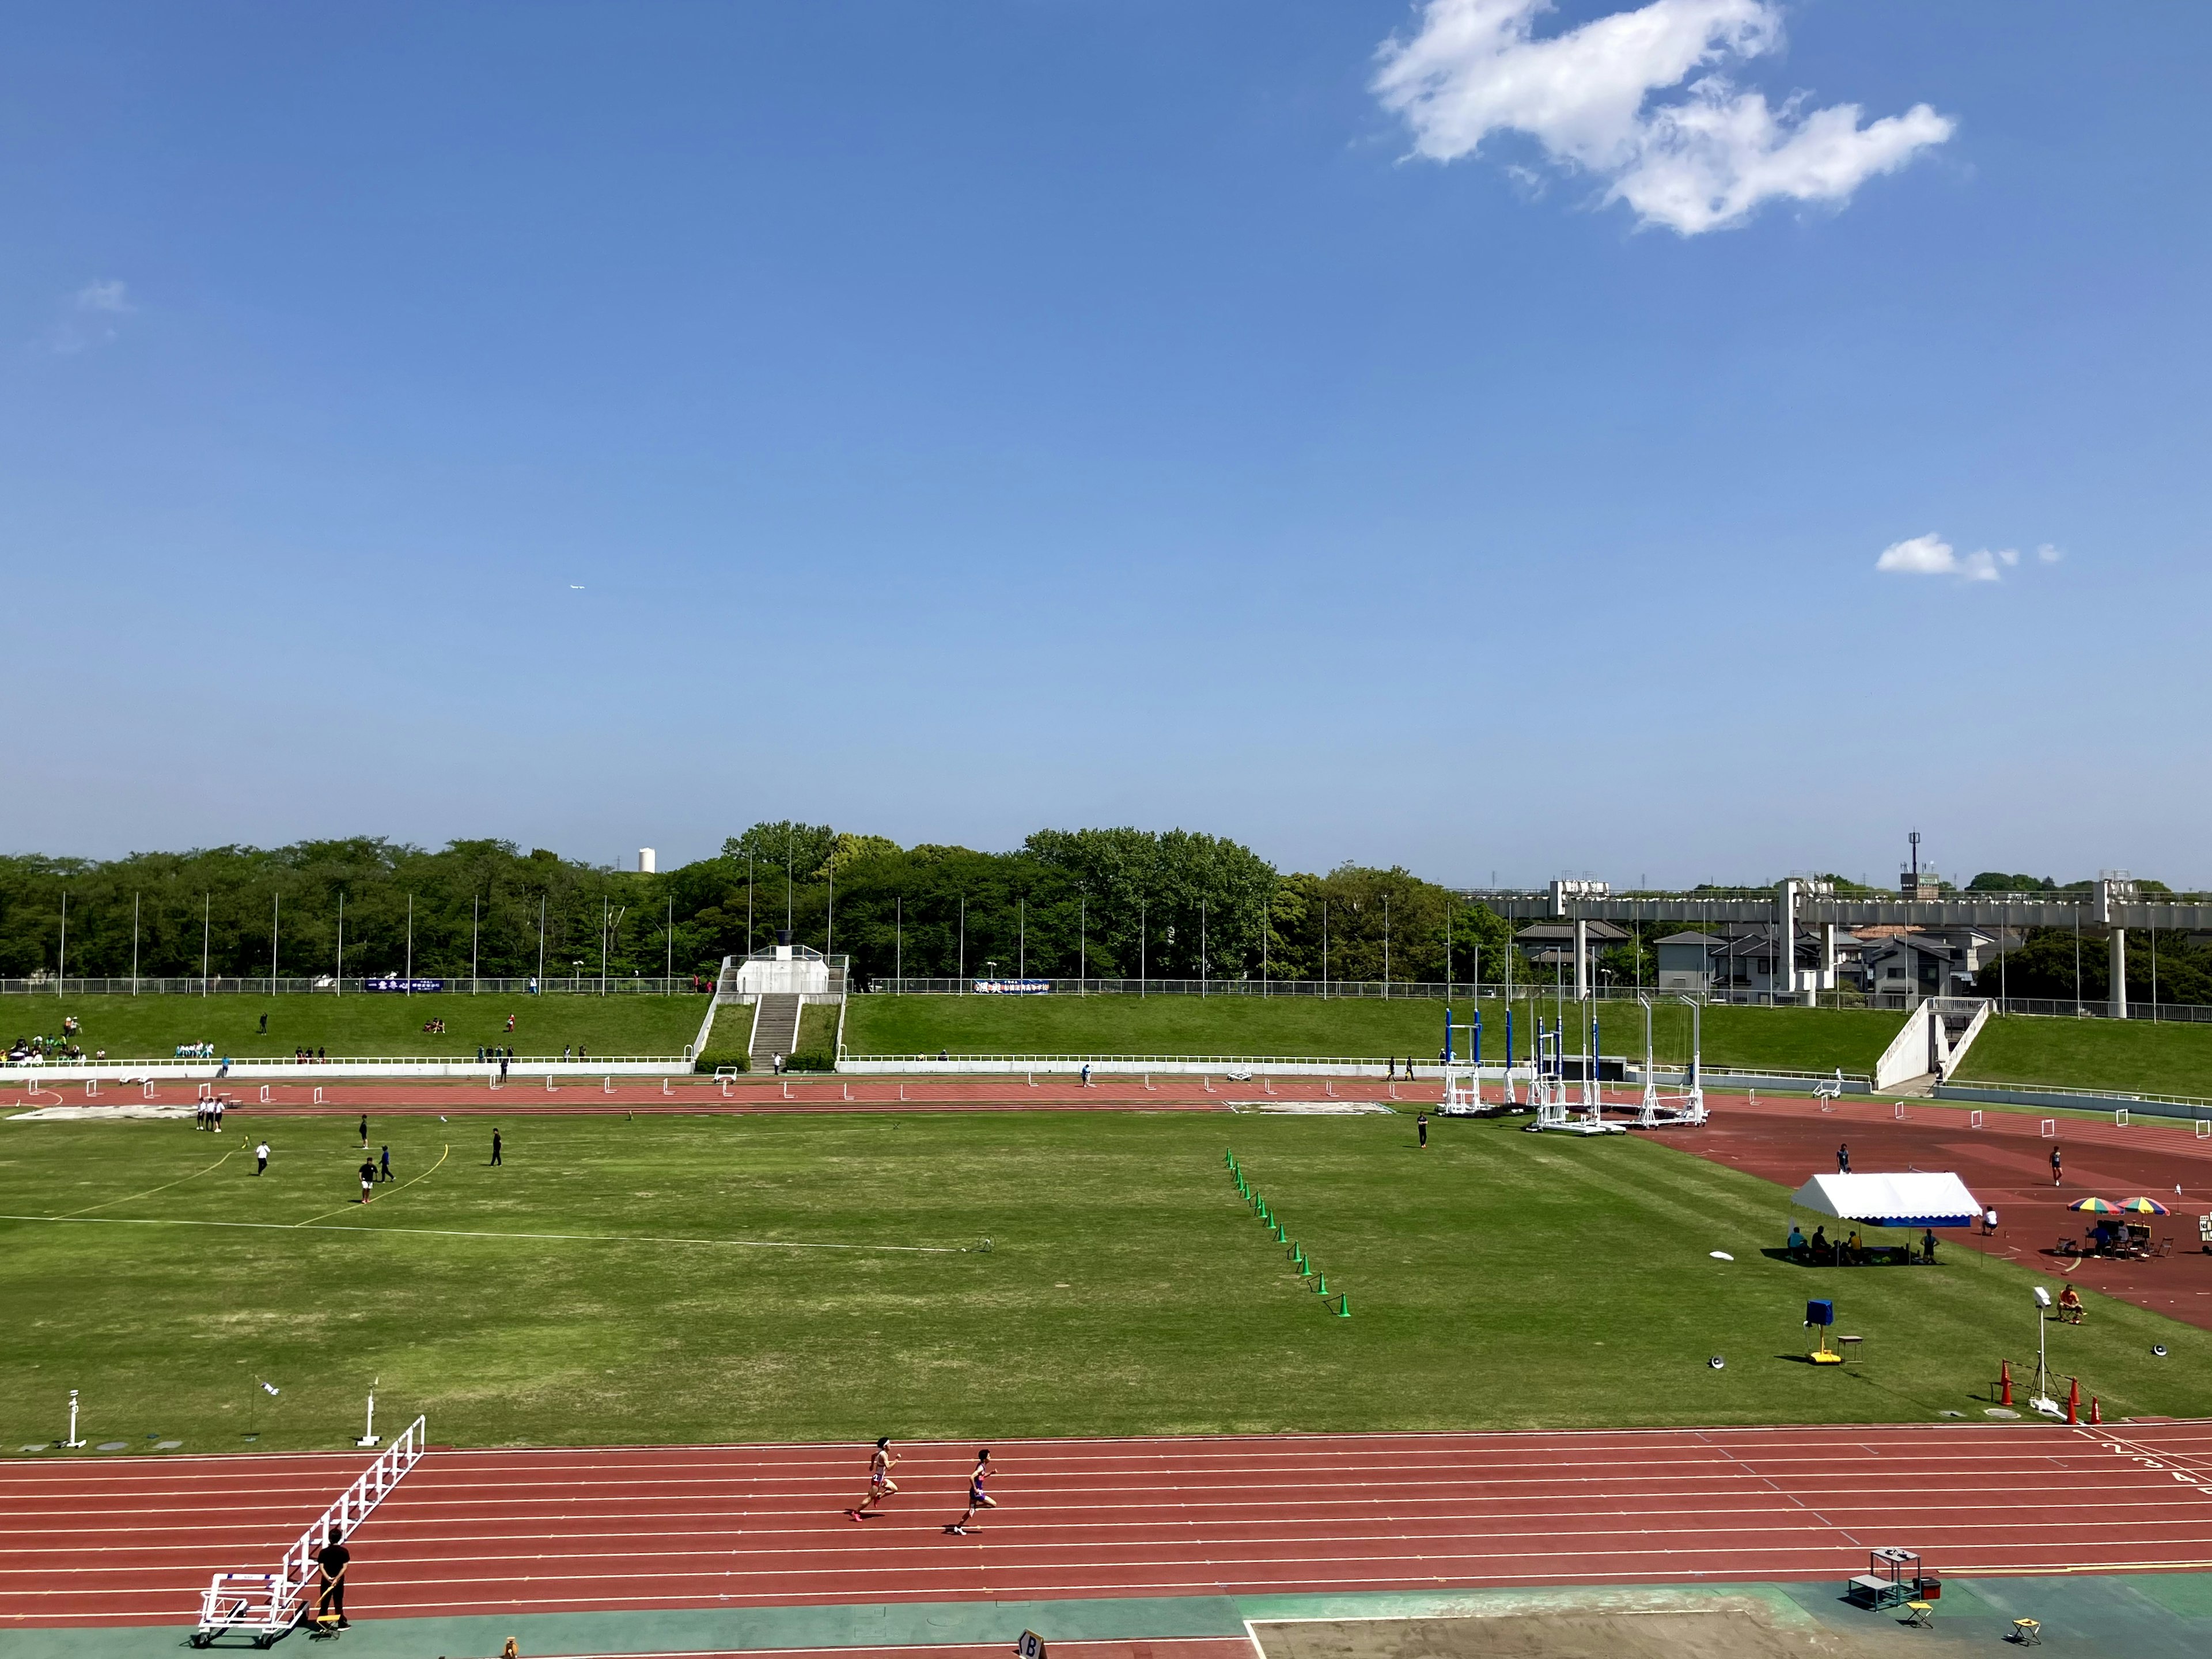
[256,1141,270,1176]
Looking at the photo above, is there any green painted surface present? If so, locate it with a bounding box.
[14,1577,2212,1659]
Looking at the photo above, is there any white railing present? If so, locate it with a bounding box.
[282,1414,427,1592]
[836,1051,1872,1088]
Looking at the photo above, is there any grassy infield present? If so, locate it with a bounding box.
[5,994,2210,1456]
[5,1108,2208,1456]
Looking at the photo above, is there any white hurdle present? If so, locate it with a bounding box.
[1892,1101,1908,1120]
[259,1085,272,1104]
[312,1086,324,1104]
[83,1080,98,1099]
[720,1077,733,1099]
[603,1077,613,1094]
[1969,1109,1984,1128]
[2040,1118,2057,1138]
[2197,1119,2211,1140]
[142,1080,156,1100]
[661,1078,673,1096]
[2115,1108,2130,1127]
[199,1082,215,1101]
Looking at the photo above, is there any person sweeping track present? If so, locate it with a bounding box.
[945,1449,997,1535]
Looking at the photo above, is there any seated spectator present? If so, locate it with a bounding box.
[1810,1225,1830,1263]
[2057,1285,2085,1323]
[1787,1224,1807,1257]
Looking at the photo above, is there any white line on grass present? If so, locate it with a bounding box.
[0,1214,967,1252]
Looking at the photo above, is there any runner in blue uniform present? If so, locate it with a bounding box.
[946,1448,997,1535]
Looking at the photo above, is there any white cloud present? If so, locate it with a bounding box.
[43,279,135,354]
[1372,0,1955,235]
[1875,532,2052,585]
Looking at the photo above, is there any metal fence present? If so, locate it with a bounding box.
[0,976,715,998]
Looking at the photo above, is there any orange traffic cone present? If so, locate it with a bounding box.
[2000,1359,2012,1407]
[2090,1395,2101,1425]
[2067,1377,2080,1424]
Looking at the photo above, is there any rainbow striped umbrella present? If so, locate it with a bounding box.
[2119,1196,2172,1216]
[2068,1196,2124,1214]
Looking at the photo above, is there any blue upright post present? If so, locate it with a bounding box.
[1505,1007,1513,1067]
[1444,1007,1454,1065]
[1473,1011,1482,1067]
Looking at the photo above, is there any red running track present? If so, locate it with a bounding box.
[10,1423,2212,1628]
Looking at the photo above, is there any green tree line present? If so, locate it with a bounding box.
[1,824,1519,989]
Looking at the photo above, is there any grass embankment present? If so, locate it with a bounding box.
[4,994,708,1060]
[5,1109,2202,1455]
[1959,1015,2212,1099]
[844,994,1904,1076]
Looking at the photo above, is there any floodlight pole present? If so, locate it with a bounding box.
[336,892,344,997]
[57,891,66,997]
[270,892,279,995]
[132,892,140,995]
[1639,996,1657,1112]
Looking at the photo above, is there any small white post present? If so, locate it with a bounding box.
[65,1389,85,1447]
[355,1385,379,1448]
[313,1086,324,1105]
[259,1085,271,1104]
[661,1078,673,1096]
[603,1076,613,1094]
[142,1079,155,1100]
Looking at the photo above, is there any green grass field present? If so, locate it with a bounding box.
[5,993,709,1060]
[1960,1014,2212,1099]
[844,994,1905,1076]
[5,1108,2205,1457]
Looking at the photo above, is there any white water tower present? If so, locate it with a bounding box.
[637,848,656,874]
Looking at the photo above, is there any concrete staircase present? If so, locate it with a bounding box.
[1875,997,1993,1093]
[748,994,804,1071]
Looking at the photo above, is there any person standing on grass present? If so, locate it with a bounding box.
[256,1139,270,1175]
[359,1113,369,1149]
[358,1157,376,1205]
[491,1128,503,1166]
[213,1097,224,1133]
[847,1437,902,1520]
[946,1449,997,1535]
[2051,1145,2063,1186]
[379,1145,392,1183]
[314,1528,350,1629]
[1837,1142,1850,1173]
[1416,1111,1429,1149]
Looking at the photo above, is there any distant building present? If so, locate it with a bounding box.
[1514,921,1631,979]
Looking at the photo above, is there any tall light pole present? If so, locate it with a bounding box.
[202,893,211,997]
[336,892,345,997]
[131,892,139,995]
[56,891,66,997]
[270,892,280,995]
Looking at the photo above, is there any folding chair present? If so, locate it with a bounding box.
[1902,1602,1935,1628]
[2009,1619,2041,1646]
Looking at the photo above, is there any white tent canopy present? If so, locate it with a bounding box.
[1790,1172,1981,1229]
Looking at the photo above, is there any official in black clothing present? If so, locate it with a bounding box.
[491,1128,502,1166]
[316,1528,350,1627]
[1416,1112,1429,1149]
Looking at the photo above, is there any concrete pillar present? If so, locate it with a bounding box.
[1822,924,1839,991]
[2110,927,2128,1020]
[1573,918,1589,1001]
[1776,880,1798,1002]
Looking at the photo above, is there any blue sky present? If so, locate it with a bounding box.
[5,1,2207,887]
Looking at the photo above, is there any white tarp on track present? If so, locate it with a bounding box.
[1790,1172,1981,1229]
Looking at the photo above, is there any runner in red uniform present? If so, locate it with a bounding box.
[847,1437,900,1520]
